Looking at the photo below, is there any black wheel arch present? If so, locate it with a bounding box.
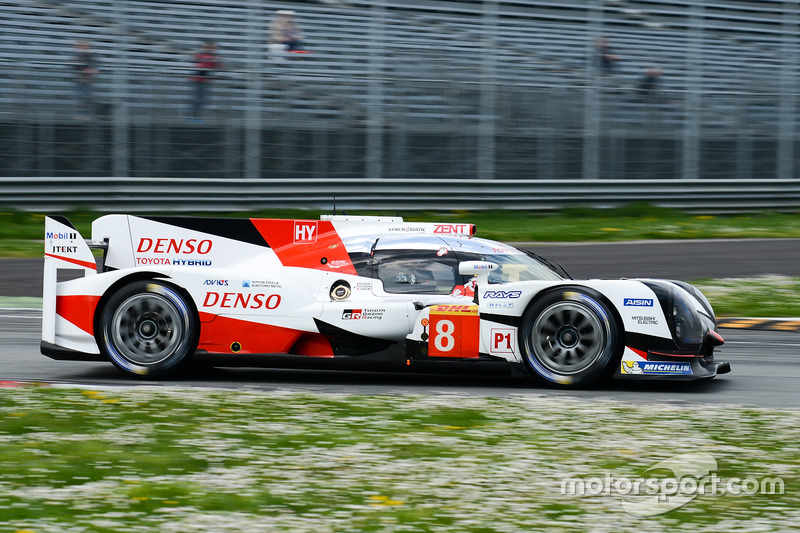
[519,284,626,344]
[93,272,196,337]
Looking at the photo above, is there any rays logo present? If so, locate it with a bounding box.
[484,290,522,299]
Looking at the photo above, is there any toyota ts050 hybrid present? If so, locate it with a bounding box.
[42,214,729,387]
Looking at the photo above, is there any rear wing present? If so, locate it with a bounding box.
[322,215,477,238]
[42,216,104,343]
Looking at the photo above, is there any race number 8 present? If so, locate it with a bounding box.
[434,319,455,352]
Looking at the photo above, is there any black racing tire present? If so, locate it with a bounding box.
[98,280,198,378]
[520,287,621,388]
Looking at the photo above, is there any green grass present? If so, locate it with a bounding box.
[693,276,800,317]
[0,386,798,532]
[3,205,800,257]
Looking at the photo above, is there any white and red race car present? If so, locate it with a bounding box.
[42,214,729,387]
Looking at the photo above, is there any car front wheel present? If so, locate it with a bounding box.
[520,288,620,387]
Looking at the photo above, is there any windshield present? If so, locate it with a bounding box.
[457,251,565,282]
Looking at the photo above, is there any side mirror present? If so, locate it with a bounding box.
[458,261,498,287]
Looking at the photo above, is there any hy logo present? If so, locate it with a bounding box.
[294,221,318,243]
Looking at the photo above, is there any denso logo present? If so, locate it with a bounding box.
[203,279,229,286]
[202,292,281,310]
[433,224,470,234]
[484,290,522,299]
[624,298,654,307]
[46,231,77,240]
[137,238,212,255]
[294,221,318,243]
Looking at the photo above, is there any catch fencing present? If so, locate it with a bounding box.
[2,0,800,212]
[4,177,799,212]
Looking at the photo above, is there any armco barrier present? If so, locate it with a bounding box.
[2,178,800,212]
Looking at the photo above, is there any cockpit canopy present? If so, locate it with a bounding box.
[345,234,564,295]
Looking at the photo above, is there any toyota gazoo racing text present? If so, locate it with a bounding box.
[42,214,730,387]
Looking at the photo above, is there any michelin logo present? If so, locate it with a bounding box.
[624,298,653,307]
[621,361,692,375]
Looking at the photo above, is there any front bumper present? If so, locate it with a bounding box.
[615,352,730,380]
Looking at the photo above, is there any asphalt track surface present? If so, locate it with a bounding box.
[1,308,798,408]
[1,239,798,408]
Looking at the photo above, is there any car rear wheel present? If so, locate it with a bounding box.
[520,288,620,387]
[98,280,197,378]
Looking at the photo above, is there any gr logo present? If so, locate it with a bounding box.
[294,221,318,243]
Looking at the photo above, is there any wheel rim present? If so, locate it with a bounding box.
[529,301,608,375]
[109,293,186,365]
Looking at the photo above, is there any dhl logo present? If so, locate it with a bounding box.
[430,304,479,316]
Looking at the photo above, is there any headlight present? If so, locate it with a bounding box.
[643,281,705,346]
[667,280,716,322]
[671,288,704,345]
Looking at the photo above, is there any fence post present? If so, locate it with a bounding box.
[366,0,386,179]
[583,1,603,180]
[37,111,54,177]
[778,2,798,179]
[479,0,498,180]
[111,0,130,178]
[245,0,263,179]
[681,4,703,180]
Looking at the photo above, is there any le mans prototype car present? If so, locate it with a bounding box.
[42,214,730,387]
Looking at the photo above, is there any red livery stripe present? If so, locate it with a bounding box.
[198,312,303,355]
[56,295,102,335]
[250,219,357,275]
[45,253,97,271]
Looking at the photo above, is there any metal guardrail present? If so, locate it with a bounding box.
[2,177,798,212]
